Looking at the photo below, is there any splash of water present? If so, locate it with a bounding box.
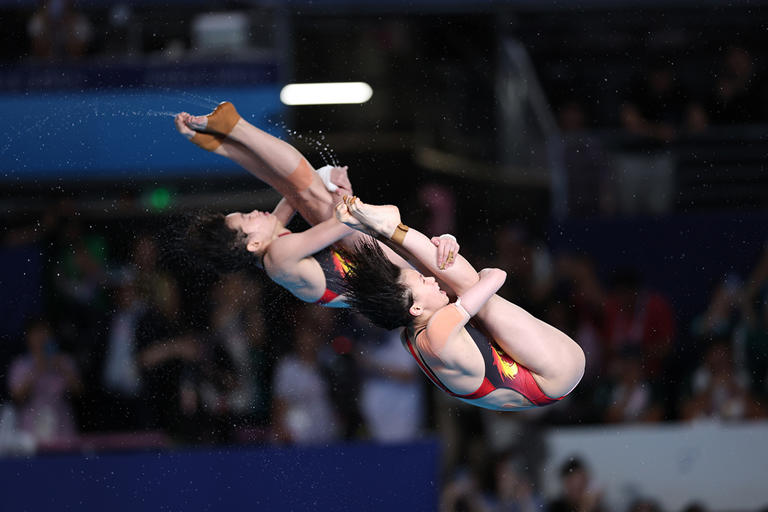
[270,120,340,167]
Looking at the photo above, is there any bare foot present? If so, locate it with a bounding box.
[344,196,401,239]
[184,102,241,135]
[174,113,196,139]
[175,112,225,151]
[335,200,377,237]
[185,113,209,132]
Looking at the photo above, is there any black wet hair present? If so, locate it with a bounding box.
[180,210,262,274]
[340,238,414,330]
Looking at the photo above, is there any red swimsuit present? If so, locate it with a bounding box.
[312,247,349,305]
[401,304,564,407]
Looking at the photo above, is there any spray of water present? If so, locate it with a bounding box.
[2,87,343,179]
[270,120,340,168]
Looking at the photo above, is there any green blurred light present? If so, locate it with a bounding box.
[149,187,171,209]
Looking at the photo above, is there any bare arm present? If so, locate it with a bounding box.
[271,197,296,226]
[457,268,507,316]
[139,335,200,369]
[266,217,353,268]
[337,197,479,295]
[384,228,480,296]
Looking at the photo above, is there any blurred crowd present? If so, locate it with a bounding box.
[557,45,768,138]
[1,191,767,511]
[558,44,768,218]
[2,4,767,511]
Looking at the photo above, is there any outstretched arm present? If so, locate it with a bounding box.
[271,198,296,226]
[266,206,354,268]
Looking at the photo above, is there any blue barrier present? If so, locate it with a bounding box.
[0,440,440,511]
[0,86,284,181]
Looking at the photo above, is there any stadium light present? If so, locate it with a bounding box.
[280,82,373,106]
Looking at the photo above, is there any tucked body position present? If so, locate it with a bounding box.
[337,197,585,411]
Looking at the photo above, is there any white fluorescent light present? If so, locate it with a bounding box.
[280,82,373,106]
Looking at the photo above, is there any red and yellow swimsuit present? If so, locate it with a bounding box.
[312,247,350,305]
[401,303,563,407]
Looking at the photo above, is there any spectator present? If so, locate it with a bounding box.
[28,0,93,59]
[616,60,692,214]
[99,275,148,430]
[703,46,763,125]
[199,274,262,425]
[690,275,742,347]
[136,277,203,438]
[547,457,605,512]
[484,453,546,512]
[434,391,488,488]
[602,268,676,383]
[596,346,662,424]
[271,307,340,444]
[354,315,424,442]
[241,299,274,425]
[680,338,766,421]
[7,317,82,445]
[440,468,486,512]
[683,275,743,383]
[557,99,614,217]
[130,233,176,313]
[49,215,109,353]
[492,224,554,315]
[619,58,698,142]
[740,246,768,397]
[320,312,363,440]
[554,254,606,383]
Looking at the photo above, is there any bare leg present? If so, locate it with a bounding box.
[175,112,412,270]
[183,104,310,189]
[476,297,584,398]
[175,110,335,226]
[176,112,284,188]
[341,197,585,398]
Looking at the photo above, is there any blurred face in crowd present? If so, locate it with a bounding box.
[649,68,673,94]
[617,354,643,385]
[725,47,752,79]
[26,322,52,357]
[562,467,589,502]
[495,459,528,500]
[295,327,320,362]
[705,342,733,374]
[116,280,138,310]
[133,235,159,270]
